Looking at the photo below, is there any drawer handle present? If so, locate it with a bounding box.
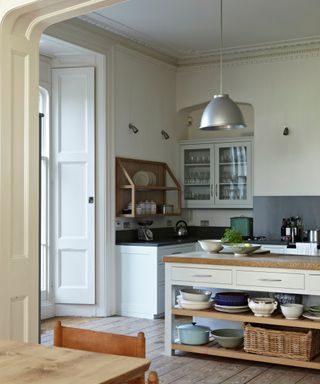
[258,278,282,282]
[309,274,320,276]
[171,252,182,255]
[192,274,213,278]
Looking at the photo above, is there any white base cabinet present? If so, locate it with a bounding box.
[116,243,195,319]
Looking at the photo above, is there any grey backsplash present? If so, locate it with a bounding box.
[253,196,320,240]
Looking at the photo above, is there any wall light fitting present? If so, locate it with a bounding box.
[129,123,139,134]
[283,126,289,136]
[161,130,170,140]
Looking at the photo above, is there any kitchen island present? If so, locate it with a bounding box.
[164,251,320,369]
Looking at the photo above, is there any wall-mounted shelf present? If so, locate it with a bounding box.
[116,157,181,218]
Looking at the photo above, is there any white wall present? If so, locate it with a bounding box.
[176,51,320,196]
[114,46,178,174]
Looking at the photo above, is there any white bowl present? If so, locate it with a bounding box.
[223,244,261,255]
[177,298,213,310]
[180,288,212,302]
[198,240,223,253]
[280,303,304,319]
[248,297,277,317]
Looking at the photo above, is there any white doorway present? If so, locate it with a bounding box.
[40,35,109,321]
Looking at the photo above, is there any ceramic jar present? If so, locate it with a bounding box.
[248,297,278,317]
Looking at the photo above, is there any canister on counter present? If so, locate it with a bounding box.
[230,216,253,238]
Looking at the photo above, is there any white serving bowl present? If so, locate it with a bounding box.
[280,303,304,319]
[223,244,261,256]
[198,240,223,253]
[248,297,278,317]
[180,288,212,302]
[177,297,213,310]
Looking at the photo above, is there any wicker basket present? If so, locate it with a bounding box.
[243,323,320,361]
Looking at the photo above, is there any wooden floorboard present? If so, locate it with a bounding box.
[41,316,320,383]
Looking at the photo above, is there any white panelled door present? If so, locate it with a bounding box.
[52,67,95,304]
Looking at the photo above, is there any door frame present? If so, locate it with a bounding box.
[0,0,121,341]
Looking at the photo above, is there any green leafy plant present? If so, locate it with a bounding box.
[221,228,243,244]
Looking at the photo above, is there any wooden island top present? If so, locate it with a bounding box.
[163,251,320,270]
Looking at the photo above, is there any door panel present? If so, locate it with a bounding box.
[52,67,95,304]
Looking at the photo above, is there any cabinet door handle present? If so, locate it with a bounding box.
[215,184,218,197]
[192,274,213,278]
[171,252,182,255]
[258,278,282,282]
[210,185,213,197]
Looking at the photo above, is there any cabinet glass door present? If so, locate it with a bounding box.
[181,145,213,208]
[214,142,252,207]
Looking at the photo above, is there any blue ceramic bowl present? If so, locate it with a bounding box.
[215,292,248,307]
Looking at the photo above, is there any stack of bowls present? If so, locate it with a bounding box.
[214,292,249,313]
[177,288,213,310]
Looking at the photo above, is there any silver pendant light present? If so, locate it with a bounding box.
[199,0,246,130]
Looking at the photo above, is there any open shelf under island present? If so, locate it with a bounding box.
[164,251,320,369]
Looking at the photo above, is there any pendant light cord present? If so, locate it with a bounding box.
[219,0,223,95]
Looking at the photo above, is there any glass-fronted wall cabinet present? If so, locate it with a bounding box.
[180,139,252,208]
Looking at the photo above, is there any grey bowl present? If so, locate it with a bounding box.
[211,329,244,348]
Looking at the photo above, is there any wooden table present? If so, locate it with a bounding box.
[0,340,150,383]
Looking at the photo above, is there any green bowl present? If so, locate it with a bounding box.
[211,329,244,348]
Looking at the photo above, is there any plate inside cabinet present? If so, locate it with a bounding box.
[133,171,149,186]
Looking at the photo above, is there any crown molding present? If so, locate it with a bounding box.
[78,14,320,68]
[79,13,179,63]
[178,37,320,67]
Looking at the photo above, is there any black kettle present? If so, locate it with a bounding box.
[175,220,188,238]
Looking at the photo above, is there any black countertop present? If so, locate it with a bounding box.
[115,226,316,248]
[116,226,226,247]
[116,237,202,247]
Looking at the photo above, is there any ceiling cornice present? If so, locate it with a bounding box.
[76,15,320,68]
[178,36,320,66]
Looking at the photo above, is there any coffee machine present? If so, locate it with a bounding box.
[281,216,303,243]
[137,220,154,241]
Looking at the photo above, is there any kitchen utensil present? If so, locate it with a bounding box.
[177,322,211,345]
[215,292,248,306]
[273,292,302,305]
[248,297,278,317]
[223,244,261,256]
[175,220,188,238]
[133,171,150,186]
[177,297,213,310]
[307,306,320,313]
[180,288,212,302]
[214,304,250,313]
[230,216,253,238]
[302,312,320,322]
[137,220,154,241]
[308,229,320,244]
[211,329,244,348]
[162,204,173,214]
[280,303,304,319]
[198,239,223,253]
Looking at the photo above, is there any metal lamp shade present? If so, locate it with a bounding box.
[199,94,246,130]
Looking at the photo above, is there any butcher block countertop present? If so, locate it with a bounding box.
[163,251,320,270]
